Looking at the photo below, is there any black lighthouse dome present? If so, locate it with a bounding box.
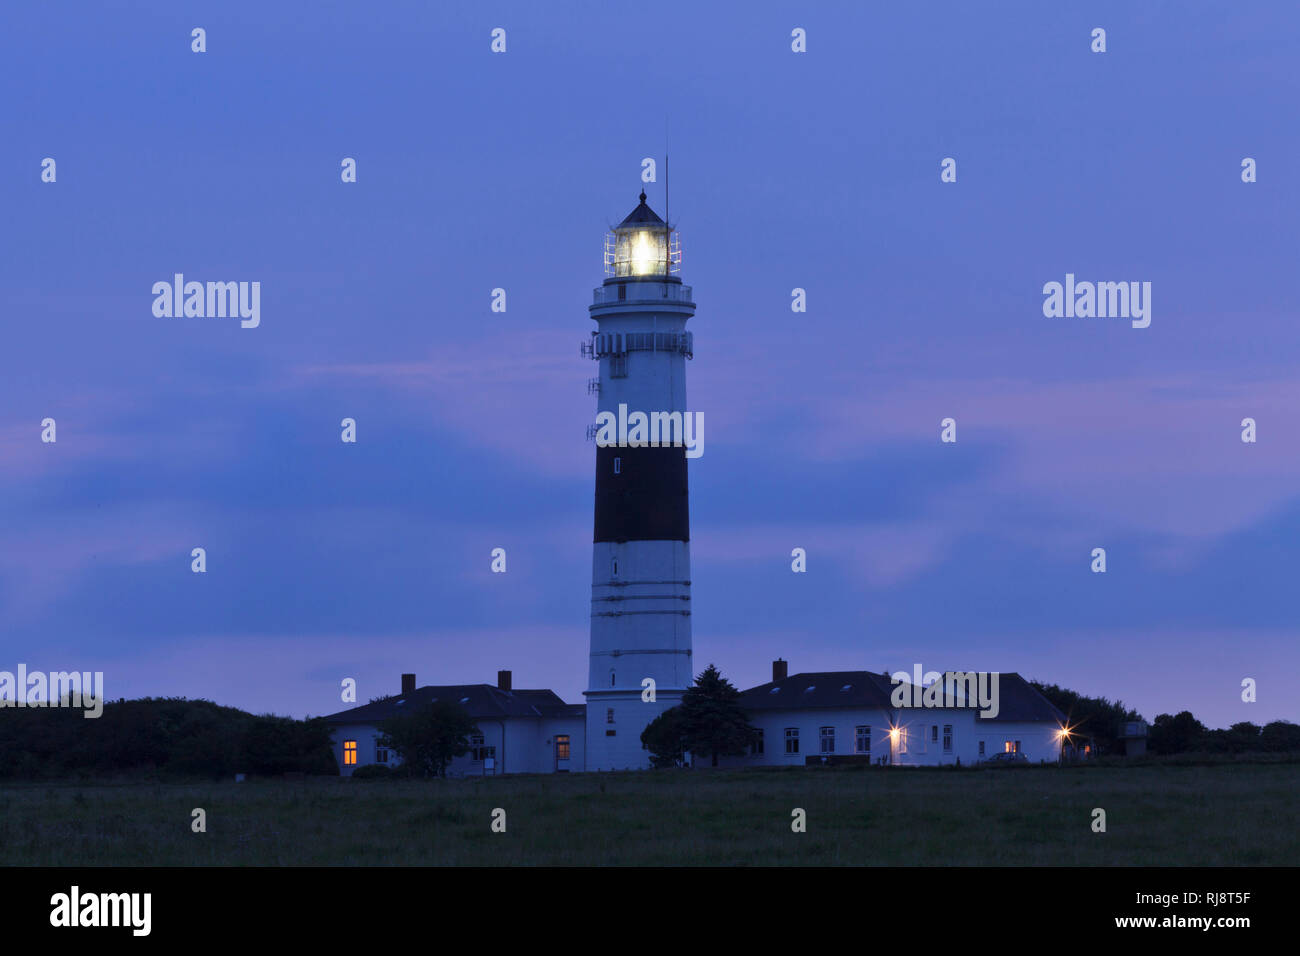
[618,190,666,227]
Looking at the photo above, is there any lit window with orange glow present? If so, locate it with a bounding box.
[344,740,357,765]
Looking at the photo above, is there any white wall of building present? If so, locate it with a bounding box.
[716,707,894,768]
[715,708,1063,768]
[330,707,1061,775]
[329,715,586,777]
[585,693,684,771]
[970,719,1063,764]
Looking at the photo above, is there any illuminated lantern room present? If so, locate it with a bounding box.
[605,190,681,277]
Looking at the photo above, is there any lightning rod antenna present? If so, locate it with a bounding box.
[665,117,670,233]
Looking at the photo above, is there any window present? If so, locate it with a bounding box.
[855,725,871,754]
[610,670,616,687]
[1005,740,1019,753]
[819,726,835,754]
[979,740,985,756]
[470,734,485,761]
[617,284,626,301]
[611,354,628,377]
[931,725,938,742]
[898,728,908,754]
[943,724,953,754]
[555,735,571,760]
[611,558,618,577]
[613,457,621,475]
[376,745,389,764]
[752,729,764,756]
[480,745,496,762]
[343,740,357,765]
[1015,740,1021,753]
[784,728,799,754]
[605,729,616,736]
[606,707,615,724]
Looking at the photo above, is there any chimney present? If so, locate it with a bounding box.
[401,673,415,695]
[497,669,512,692]
[772,658,788,682]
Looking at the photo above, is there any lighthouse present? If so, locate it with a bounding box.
[583,190,696,770]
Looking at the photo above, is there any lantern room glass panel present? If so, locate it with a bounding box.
[613,227,669,277]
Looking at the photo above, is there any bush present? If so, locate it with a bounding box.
[0,698,338,780]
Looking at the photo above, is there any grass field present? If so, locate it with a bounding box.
[2,763,1296,866]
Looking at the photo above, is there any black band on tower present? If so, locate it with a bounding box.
[593,444,689,543]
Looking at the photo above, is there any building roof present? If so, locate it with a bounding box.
[738,671,1065,724]
[321,685,584,724]
[618,190,665,228]
[977,673,1067,723]
[740,671,898,712]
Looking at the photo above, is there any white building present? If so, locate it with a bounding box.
[323,671,585,778]
[322,660,1067,776]
[717,661,1068,768]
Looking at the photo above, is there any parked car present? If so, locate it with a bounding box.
[982,751,1029,765]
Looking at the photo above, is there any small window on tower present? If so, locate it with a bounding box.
[614,457,621,475]
[610,354,628,378]
[606,707,615,724]
[617,284,626,301]
[612,558,618,577]
[610,670,616,687]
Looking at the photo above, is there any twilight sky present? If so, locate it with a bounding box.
[3,1,1298,730]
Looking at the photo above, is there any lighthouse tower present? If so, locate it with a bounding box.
[583,191,695,770]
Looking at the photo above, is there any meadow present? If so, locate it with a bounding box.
[2,762,1296,866]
